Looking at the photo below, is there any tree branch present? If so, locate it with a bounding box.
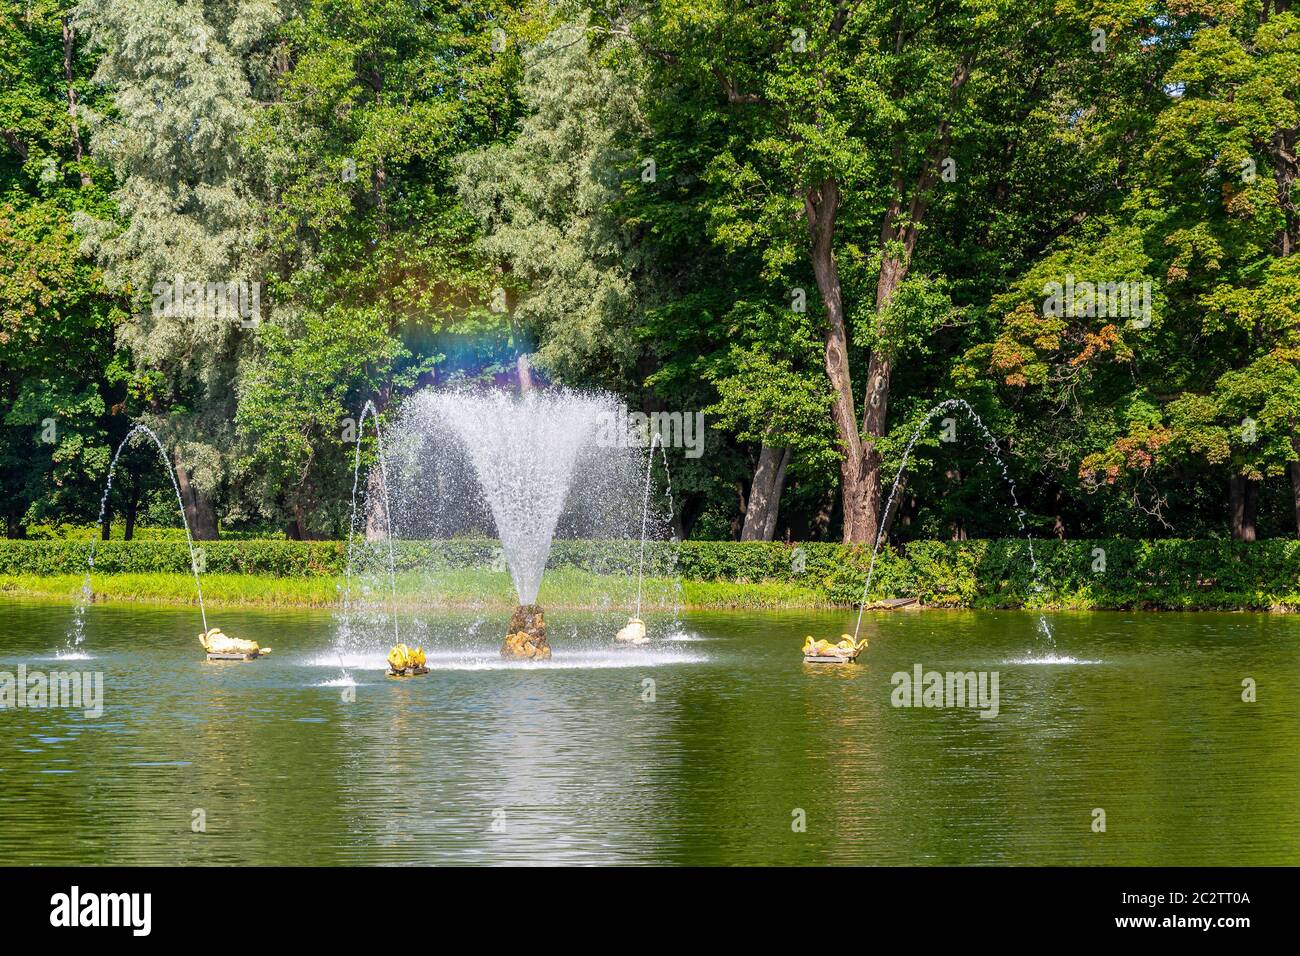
[2,129,28,160]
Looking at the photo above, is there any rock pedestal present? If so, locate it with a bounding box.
[501,604,550,660]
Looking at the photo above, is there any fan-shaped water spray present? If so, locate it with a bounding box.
[379,386,677,660]
[852,399,1053,645]
[420,389,614,605]
[65,424,208,654]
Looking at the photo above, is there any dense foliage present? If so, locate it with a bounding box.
[3,1,1300,546]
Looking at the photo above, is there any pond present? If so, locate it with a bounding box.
[0,598,1296,865]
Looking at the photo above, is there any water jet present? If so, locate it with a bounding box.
[65,423,212,656]
[821,398,1054,661]
[385,387,674,662]
[337,399,400,680]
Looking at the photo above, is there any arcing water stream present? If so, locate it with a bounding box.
[65,423,208,655]
[633,431,680,623]
[336,399,400,682]
[852,398,1053,645]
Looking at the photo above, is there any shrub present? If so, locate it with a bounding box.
[1,537,1297,610]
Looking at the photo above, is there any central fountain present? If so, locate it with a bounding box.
[380,386,673,661]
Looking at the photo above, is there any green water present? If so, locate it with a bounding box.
[0,598,1296,865]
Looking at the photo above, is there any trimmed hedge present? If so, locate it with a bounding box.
[2,537,1299,610]
[22,522,279,541]
[0,539,349,576]
[0,538,670,577]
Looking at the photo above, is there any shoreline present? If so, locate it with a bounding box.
[0,572,832,611]
[1,572,1297,613]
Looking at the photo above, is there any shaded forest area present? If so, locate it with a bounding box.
[3,1,1299,544]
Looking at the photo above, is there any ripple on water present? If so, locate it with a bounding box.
[8,601,1295,866]
[316,676,357,688]
[663,630,708,642]
[1007,654,1099,665]
[302,646,707,671]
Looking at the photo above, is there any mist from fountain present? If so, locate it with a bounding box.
[65,423,208,655]
[376,386,679,659]
[402,388,622,606]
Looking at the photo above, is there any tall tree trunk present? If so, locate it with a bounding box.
[100,507,112,541]
[123,488,138,541]
[1290,459,1300,540]
[1244,478,1259,541]
[288,499,309,540]
[730,481,747,539]
[762,447,792,541]
[173,452,219,540]
[61,18,91,187]
[1230,474,1259,542]
[517,354,535,393]
[804,55,973,545]
[741,441,791,541]
[805,177,870,544]
[857,279,901,545]
[850,249,914,545]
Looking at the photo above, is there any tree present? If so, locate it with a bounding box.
[1,0,121,537]
[979,6,1300,541]
[1136,8,1300,539]
[73,0,285,538]
[458,20,648,387]
[459,20,838,538]
[235,0,545,533]
[598,0,1112,542]
[236,306,410,538]
[703,317,836,539]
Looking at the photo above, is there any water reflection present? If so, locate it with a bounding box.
[0,600,1296,865]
